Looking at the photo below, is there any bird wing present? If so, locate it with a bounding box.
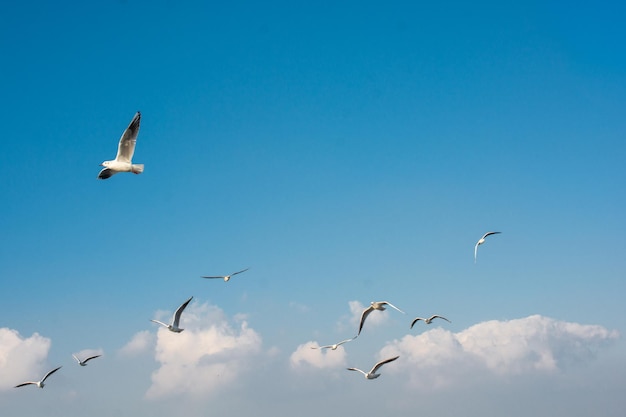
[83,355,102,363]
[172,296,193,327]
[410,317,424,328]
[97,167,116,180]
[474,242,479,262]
[483,231,501,239]
[432,315,451,323]
[150,319,169,328]
[347,367,367,376]
[337,337,354,345]
[41,366,62,383]
[115,112,141,163]
[72,354,81,364]
[201,276,225,279]
[382,301,405,314]
[370,356,399,373]
[357,306,374,335]
[14,382,37,388]
[230,268,250,276]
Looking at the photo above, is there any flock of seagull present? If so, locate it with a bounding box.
[14,112,503,389]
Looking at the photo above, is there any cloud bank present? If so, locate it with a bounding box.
[0,328,51,391]
[140,302,262,399]
[379,315,618,388]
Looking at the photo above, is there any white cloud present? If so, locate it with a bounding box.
[118,330,155,356]
[290,342,347,369]
[144,301,262,400]
[0,328,51,391]
[379,315,618,389]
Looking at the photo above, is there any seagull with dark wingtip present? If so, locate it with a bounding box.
[150,296,193,333]
[98,111,144,179]
[474,231,501,262]
[14,366,62,389]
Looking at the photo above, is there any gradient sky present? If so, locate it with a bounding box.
[1,1,625,416]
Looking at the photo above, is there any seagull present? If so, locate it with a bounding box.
[474,231,501,262]
[14,366,62,389]
[311,337,356,350]
[201,268,249,282]
[150,296,193,333]
[347,356,399,380]
[72,353,102,366]
[98,111,144,179]
[410,315,451,328]
[357,301,405,336]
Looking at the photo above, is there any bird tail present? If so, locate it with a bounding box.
[131,164,144,174]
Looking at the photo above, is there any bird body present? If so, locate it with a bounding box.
[151,296,193,333]
[14,366,62,389]
[98,111,144,179]
[357,301,405,336]
[410,315,451,328]
[202,268,249,282]
[474,231,501,262]
[347,356,399,380]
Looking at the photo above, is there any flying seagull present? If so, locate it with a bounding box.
[72,353,102,366]
[347,356,399,380]
[14,366,62,389]
[201,268,249,282]
[410,315,451,328]
[474,231,501,262]
[357,301,405,336]
[98,111,144,179]
[150,296,193,333]
[311,337,356,350]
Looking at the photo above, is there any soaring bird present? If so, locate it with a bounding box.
[98,111,144,179]
[357,301,405,336]
[410,315,451,328]
[474,231,501,262]
[150,296,193,333]
[311,337,356,350]
[72,353,102,366]
[14,366,62,389]
[201,268,249,282]
[347,356,399,380]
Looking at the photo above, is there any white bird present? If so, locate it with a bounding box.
[474,231,501,262]
[150,296,193,333]
[72,353,102,366]
[98,111,144,179]
[201,268,249,282]
[311,337,356,350]
[347,356,399,380]
[357,301,405,336]
[410,315,451,328]
[14,366,62,389]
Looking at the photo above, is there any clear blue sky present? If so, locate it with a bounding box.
[1,1,624,416]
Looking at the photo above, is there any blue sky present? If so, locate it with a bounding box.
[1,1,625,416]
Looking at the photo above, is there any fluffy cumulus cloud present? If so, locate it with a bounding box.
[379,315,618,389]
[0,328,51,390]
[144,301,262,399]
[290,341,348,369]
[118,330,155,356]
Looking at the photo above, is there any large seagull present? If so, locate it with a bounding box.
[474,231,501,262]
[357,301,405,336]
[98,111,144,179]
[201,268,249,282]
[14,366,62,389]
[150,296,193,333]
[347,356,399,380]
